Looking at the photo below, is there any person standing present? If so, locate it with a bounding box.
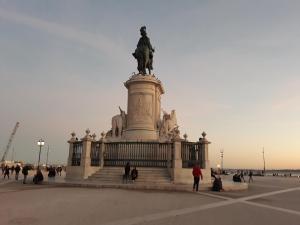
[22,165,29,184]
[192,163,203,192]
[248,170,253,183]
[11,165,15,175]
[15,164,21,180]
[240,170,245,182]
[3,165,10,180]
[131,167,138,182]
[124,162,131,183]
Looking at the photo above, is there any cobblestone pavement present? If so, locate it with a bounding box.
[0,175,299,225]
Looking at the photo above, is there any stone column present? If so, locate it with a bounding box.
[172,138,183,183]
[67,132,76,167]
[123,74,164,140]
[99,132,106,168]
[198,132,211,184]
[199,132,211,169]
[80,129,92,167]
[80,129,93,179]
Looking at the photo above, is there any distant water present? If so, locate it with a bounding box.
[265,170,300,177]
[225,169,300,177]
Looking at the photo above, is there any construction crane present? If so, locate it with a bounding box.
[1,122,20,162]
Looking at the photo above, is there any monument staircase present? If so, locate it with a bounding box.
[87,167,172,185]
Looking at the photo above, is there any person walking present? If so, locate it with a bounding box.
[192,163,203,192]
[22,165,29,184]
[124,162,131,183]
[248,170,254,183]
[15,164,21,180]
[240,170,245,182]
[3,165,10,180]
[48,166,56,181]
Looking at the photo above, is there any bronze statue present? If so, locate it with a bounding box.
[132,26,155,75]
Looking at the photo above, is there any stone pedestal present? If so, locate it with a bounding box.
[123,74,164,140]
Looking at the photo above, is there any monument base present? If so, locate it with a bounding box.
[123,128,158,141]
[123,74,164,141]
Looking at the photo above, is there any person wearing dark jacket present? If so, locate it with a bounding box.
[11,165,15,175]
[48,166,56,180]
[212,176,223,192]
[3,165,10,180]
[124,162,130,183]
[22,166,29,184]
[131,167,138,182]
[33,169,44,184]
[15,164,21,180]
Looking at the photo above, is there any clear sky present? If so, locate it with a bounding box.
[0,1,299,169]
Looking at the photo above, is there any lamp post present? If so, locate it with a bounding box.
[46,145,49,167]
[262,147,266,175]
[37,139,45,169]
[220,149,224,174]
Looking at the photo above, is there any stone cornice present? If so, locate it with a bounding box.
[124,73,165,94]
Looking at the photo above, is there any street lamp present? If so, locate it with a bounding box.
[220,149,224,173]
[37,139,45,169]
[262,147,266,175]
[46,145,49,167]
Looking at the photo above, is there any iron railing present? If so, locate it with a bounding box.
[181,141,203,168]
[104,142,173,167]
[90,142,100,166]
[71,141,83,166]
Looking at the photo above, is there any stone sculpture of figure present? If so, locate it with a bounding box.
[132,26,155,75]
[159,110,179,138]
[112,106,127,138]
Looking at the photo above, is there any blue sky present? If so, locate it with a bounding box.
[0,1,300,168]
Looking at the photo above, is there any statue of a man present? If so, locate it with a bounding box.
[132,26,155,75]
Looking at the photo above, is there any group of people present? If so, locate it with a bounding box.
[123,162,138,183]
[1,164,64,184]
[233,170,253,183]
[1,164,22,181]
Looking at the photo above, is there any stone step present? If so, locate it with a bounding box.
[88,178,171,182]
[87,167,171,184]
[91,174,169,177]
[89,176,170,181]
[91,172,169,177]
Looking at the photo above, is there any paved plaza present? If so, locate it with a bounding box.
[0,175,299,225]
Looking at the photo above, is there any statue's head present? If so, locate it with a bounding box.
[140,26,147,36]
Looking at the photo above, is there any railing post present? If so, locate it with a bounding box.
[80,129,93,178]
[67,132,76,167]
[81,130,92,167]
[172,137,183,183]
[198,132,211,184]
[198,132,211,169]
[66,132,78,180]
[99,132,106,168]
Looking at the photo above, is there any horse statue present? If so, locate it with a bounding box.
[112,106,127,138]
[132,26,155,75]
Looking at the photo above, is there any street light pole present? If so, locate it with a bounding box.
[46,145,49,167]
[262,147,266,175]
[37,139,45,170]
[220,149,224,173]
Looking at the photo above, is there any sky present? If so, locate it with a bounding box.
[0,0,299,169]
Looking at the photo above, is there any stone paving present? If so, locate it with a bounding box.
[0,174,299,225]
